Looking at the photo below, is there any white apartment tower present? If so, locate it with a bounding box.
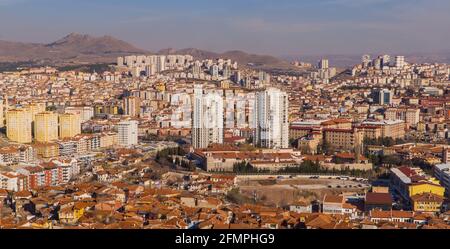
[254,87,289,149]
[318,59,329,69]
[192,84,224,149]
[395,56,406,68]
[117,120,138,146]
[157,55,166,72]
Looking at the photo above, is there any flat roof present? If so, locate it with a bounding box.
[435,163,450,171]
[390,167,411,184]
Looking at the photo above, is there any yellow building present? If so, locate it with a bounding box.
[323,128,363,151]
[410,193,444,213]
[59,113,81,139]
[408,183,445,197]
[34,112,58,142]
[6,108,32,143]
[26,103,46,122]
[391,167,446,204]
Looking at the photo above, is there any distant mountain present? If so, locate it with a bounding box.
[0,33,147,64]
[46,33,146,54]
[0,33,302,72]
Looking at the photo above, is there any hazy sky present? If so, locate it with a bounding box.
[0,0,449,56]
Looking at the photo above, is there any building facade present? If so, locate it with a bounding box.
[59,113,81,139]
[192,84,224,149]
[117,120,138,147]
[254,87,289,149]
[6,108,32,143]
[34,112,58,142]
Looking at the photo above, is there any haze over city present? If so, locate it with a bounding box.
[1,0,449,56]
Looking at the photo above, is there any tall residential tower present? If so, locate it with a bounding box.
[254,87,289,149]
[192,84,224,149]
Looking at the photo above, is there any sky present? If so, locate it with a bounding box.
[0,0,449,56]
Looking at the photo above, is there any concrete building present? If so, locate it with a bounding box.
[117,120,138,147]
[26,103,46,122]
[124,96,141,117]
[318,59,329,69]
[323,128,363,152]
[434,163,450,197]
[385,108,420,127]
[65,106,94,123]
[6,108,32,144]
[59,113,81,139]
[395,56,406,68]
[192,84,224,149]
[361,120,406,140]
[34,112,58,142]
[390,166,444,204]
[254,87,289,149]
[372,88,393,105]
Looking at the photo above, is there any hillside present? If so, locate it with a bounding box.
[0,33,147,64]
[0,33,302,72]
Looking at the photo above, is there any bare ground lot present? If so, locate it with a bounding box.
[237,176,370,207]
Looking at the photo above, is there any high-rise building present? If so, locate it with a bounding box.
[373,89,393,105]
[124,96,141,117]
[192,61,202,75]
[395,56,406,68]
[117,120,138,146]
[362,54,371,67]
[318,59,329,69]
[6,108,32,143]
[222,65,231,79]
[254,87,289,149]
[145,64,156,76]
[233,71,241,84]
[34,112,58,142]
[26,103,46,122]
[381,54,390,67]
[59,113,81,139]
[157,55,166,72]
[373,57,382,70]
[192,84,224,149]
[117,57,124,67]
[210,65,219,79]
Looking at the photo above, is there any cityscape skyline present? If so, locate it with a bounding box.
[1,0,449,56]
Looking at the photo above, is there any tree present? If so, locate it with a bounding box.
[319,141,334,155]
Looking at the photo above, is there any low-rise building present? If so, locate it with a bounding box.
[410,193,444,213]
[365,192,393,212]
[390,166,445,205]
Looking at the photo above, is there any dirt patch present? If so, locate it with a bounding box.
[237,177,369,207]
